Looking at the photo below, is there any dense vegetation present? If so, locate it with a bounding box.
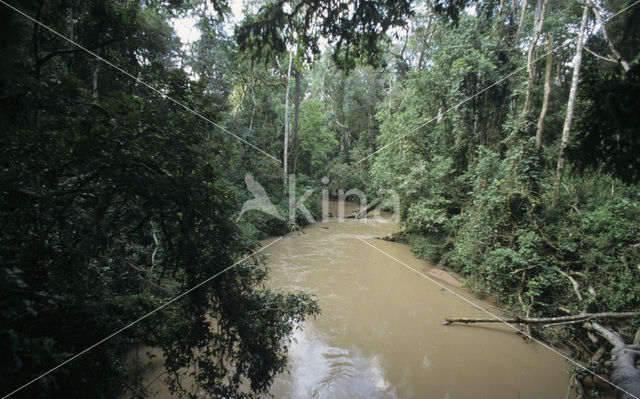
[1,0,639,398]
[237,0,640,396]
[0,1,321,398]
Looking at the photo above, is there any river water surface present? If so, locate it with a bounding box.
[134,203,573,398]
[261,203,572,398]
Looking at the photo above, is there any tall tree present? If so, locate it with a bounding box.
[236,0,413,70]
[555,4,589,200]
[282,51,293,191]
[535,33,553,149]
[292,67,302,173]
[0,2,319,398]
[522,0,548,116]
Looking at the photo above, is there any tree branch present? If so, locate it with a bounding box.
[584,322,640,399]
[585,45,618,63]
[444,312,640,325]
[587,0,630,72]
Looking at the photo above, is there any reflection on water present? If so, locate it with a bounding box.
[270,328,396,399]
[131,201,572,398]
[262,201,572,398]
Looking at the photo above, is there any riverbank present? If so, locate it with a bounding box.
[261,212,572,398]
[122,202,575,398]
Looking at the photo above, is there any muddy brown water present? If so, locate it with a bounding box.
[130,202,573,398]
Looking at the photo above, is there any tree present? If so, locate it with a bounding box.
[292,66,302,173]
[554,4,589,200]
[282,51,293,192]
[569,1,640,184]
[535,33,553,150]
[0,1,319,398]
[522,0,548,117]
[295,99,339,177]
[236,0,413,70]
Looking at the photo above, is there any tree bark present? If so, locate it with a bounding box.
[515,0,529,43]
[292,68,301,174]
[535,33,553,150]
[554,5,589,204]
[444,311,640,325]
[283,52,292,193]
[585,322,640,399]
[91,61,100,100]
[417,50,425,71]
[522,0,548,116]
[497,0,506,19]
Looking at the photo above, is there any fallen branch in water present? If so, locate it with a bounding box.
[443,312,640,326]
[584,322,640,399]
[344,199,382,219]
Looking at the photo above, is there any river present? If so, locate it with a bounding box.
[132,202,573,398]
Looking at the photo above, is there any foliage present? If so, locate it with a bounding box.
[368,3,640,390]
[3,0,640,397]
[0,1,319,398]
[571,19,640,183]
[235,0,413,69]
[295,100,338,178]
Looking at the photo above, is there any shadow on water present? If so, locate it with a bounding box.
[128,201,574,398]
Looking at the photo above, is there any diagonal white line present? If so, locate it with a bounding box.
[357,0,640,164]
[357,237,639,399]
[0,0,282,164]
[1,237,284,399]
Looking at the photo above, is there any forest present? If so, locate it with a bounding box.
[1,0,639,398]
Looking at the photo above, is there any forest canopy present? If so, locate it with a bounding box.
[1,0,639,398]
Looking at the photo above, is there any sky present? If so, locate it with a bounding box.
[172,0,244,45]
[172,1,480,48]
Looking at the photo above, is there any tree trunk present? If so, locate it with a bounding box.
[283,52,292,193]
[554,5,589,204]
[497,0,506,19]
[515,0,528,43]
[292,68,301,174]
[345,198,383,219]
[91,61,100,100]
[585,322,640,399]
[535,33,553,150]
[417,50,424,71]
[522,0,548,116]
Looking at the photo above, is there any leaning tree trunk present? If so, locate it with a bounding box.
[283,51,293,193]
[554,5,589,205]
[585,322,640,399]
[535,33,553,150]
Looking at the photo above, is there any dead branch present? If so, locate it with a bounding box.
[444,312,639,325]
[587,1,631,72]
[558,306,573,314]
[510,265,539,275]
[558,270,584,303]
[585,46,618,63]
[584,322,640,399]
[592,345,607,362]
[518,271,527,307]
[344,199,382,219]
